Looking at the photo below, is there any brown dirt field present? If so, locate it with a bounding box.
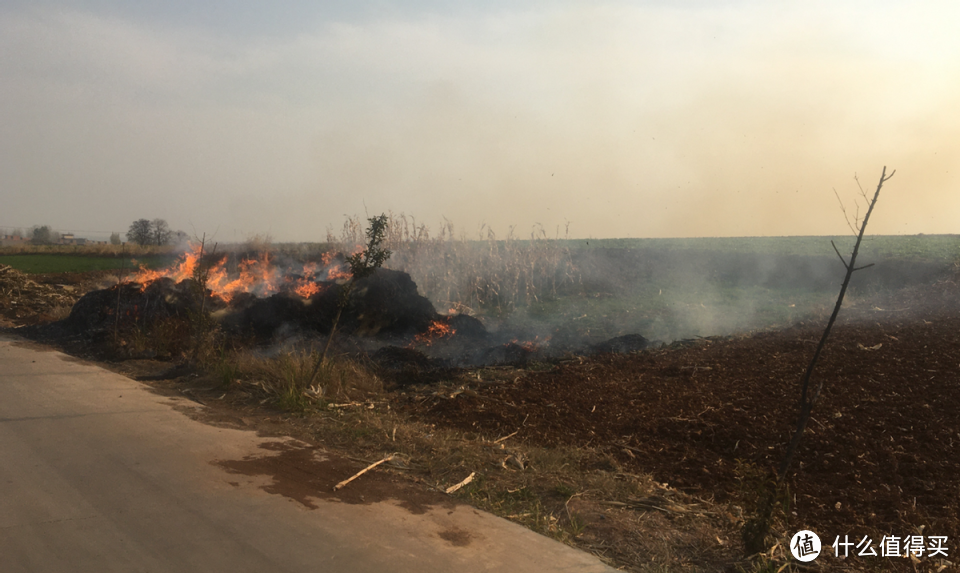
[404,282,960,570]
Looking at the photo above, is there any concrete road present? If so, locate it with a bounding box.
[0,335,616,573]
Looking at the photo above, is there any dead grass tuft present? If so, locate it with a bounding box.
[224,349,383,410]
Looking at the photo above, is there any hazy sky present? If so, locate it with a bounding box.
[1,1,958,242]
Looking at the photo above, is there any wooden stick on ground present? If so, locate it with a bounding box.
[445,472,476,495]
[333,454,395,491]
[493,430,519,444]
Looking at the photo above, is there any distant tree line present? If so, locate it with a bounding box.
[126,218,185,246]
[30,225,59,244]
[8,220,184,246]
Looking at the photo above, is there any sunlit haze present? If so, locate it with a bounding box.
[2,1,958,242]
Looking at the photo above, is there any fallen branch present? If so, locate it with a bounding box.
[333,454,395,491]
[493,430,519,444]
[613,442,644,455]
[445,472,476,494]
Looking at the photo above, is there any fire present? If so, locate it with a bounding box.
[509,335,551,352]
[128,245,348,302]
[413,319,456,346]
[295,281,322,298]
[316,252,352,281]
[292,261,328,299]
[327,266,353,281]
[211,252,282,302]
[131,248,200,286]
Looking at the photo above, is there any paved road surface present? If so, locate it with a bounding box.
[0,335,616,572]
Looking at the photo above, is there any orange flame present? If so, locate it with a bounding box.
[131,247,201,287]
[327,267,353,281]
[295,281,323,298]
[128,246,345,302]
[413,320,456,346]
[508,335,551,352]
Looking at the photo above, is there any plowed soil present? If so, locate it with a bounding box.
[407,282,960,569]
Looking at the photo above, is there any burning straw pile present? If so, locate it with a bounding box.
[63,243,454,347]
[42,215,648,390]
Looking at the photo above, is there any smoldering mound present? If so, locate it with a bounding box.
[49,265,650,381]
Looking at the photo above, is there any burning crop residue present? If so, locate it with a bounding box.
[412,319,456,347]
[129,244,352,303]
[294,281,322,298]
[508,335,550,352]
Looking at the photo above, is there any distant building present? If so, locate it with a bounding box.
[0,234,27,246]
[59,234,88,246]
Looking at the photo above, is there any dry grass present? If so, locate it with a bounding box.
[114,316,193,360]
[47,303,73,321]
[216,348,384,410]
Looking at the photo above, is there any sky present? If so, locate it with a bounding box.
[1,1,958,242]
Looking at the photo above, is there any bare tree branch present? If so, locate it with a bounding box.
[854,173,870,202]
[833,188,859,236]
[830,240,850,270]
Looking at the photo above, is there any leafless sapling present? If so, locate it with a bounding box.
[743,166,895,554]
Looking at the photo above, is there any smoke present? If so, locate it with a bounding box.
[1,3,959,239]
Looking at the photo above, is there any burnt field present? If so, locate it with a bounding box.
[408,285,960,570]
[3,236,959,572]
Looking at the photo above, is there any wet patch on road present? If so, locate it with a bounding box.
[437,526,473,547]
[214,440,457,515]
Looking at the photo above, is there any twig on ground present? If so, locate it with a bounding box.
[334,454,395,491]
[445,472,476,494]
[493,430,520,444]
[613,442,644,455]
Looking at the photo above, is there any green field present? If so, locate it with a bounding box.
[566,234,960,262]
[287,234,960,262]
[0,254,173,274]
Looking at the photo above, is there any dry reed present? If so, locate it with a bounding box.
[324,213,582,315]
